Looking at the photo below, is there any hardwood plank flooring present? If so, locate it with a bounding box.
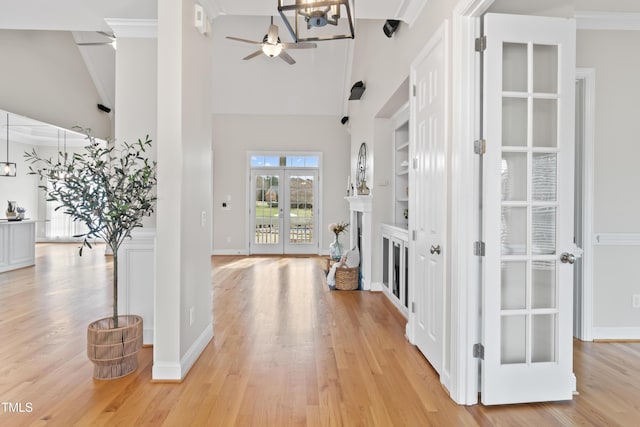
[1,245,640,425]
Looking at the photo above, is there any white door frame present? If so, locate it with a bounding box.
[574,68,596,342]
[451,0,593,404]
[450,0,495,405]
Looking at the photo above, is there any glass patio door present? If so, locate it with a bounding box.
[250,168,318,254]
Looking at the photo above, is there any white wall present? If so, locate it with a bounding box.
[0,30,111,138]
[0,141,38,221]
[577,29,640,331]
[347,1,453,287]
[211,114,350,254]
[114,37,158,229]
[179,0,214,358]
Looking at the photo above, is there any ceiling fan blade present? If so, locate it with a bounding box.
[281,42,317,50]
[96,31,116,41]
[226,36,262,45]
[267,24,279,45]
[279,50,296,65]
[76,42,113,46]
[243,49,264,61]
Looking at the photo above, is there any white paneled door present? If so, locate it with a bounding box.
[250,168,318,255]
[410,22,447,376]
[482,13,576,405]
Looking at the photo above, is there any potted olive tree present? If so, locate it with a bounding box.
[25,131,157,379]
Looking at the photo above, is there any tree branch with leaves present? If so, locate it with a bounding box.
[25,131,157,327]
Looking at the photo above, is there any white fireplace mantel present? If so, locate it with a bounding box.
[345,195,373,290]
[345,195,372,213]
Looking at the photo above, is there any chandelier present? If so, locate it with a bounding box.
[277,0,355,42]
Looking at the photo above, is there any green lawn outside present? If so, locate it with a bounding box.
[254,204,313,228]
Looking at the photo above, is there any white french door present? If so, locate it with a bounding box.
[482,13,576,405]
[250,168,318,254]
[409,22,447,376]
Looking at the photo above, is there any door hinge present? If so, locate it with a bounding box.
[412,84,416,96]
[412,230,417,241]
[473,343,484,359]
[412,157,418,169]
[475,36,487,52]
[473,241,485,256]
[474,139,486,155]
[411,302,416,313]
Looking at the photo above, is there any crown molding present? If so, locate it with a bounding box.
[105,18,158,38]
[576,11,640,31]
[395,0,428,27]
[199,0,226,20]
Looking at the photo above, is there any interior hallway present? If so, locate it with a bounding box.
[0,244,639,425]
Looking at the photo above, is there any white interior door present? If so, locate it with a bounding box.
[410,22,447,376]
[250,168,318,254]
[482,13,576,405]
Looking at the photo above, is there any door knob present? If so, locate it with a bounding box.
[430,244,441,255]
[560,252,575,264]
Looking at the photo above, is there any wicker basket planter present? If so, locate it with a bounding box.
[335,266,359,290]
[87,315,143,380]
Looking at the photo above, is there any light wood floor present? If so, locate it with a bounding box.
[1,244,640,426]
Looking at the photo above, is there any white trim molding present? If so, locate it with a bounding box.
[575,68,595,342]
[212,249,250,256]
[575,12,640,31]
[592,327,640,340]
[449,0,495,406]
[118,228,156,345]
[105,18,158,38]
[594,233,640,245]
[152,362,181,380]
[200,0,226,20]
[395,0,428,27]
[181,324,214,378]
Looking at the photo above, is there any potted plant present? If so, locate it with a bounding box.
[25,131,157,379]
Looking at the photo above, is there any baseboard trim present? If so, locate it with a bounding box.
[211,249,249,255]
[152,362,182,380]
[370,281,383,292]
[592,327,640,341]
[143,328,153,346]
[180,323,214,378]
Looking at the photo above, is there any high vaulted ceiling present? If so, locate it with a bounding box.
[0,1,427,121]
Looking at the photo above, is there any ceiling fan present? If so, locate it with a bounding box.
[76,31,116,48]
[226,18,316,65]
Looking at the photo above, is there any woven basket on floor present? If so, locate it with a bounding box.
[335,266,359,290]
[87,315,143,380]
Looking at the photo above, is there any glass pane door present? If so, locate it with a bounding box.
[482,13,575,405]
[250,168,319,254]
[284,170,318,254]
[251,170,284,254]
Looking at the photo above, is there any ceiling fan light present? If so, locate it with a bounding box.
[262,43,282,57]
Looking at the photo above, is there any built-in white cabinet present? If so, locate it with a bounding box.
[381,224,409,316]
[393,103,410,228]
[0,220,36,273]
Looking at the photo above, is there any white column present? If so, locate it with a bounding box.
[154,0,214,381]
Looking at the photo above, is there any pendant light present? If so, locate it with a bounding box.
[1,113,16,177]
[277,0,355,42]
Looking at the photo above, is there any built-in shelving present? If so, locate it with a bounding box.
[381,223,409,316]
[393,103,410,228]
